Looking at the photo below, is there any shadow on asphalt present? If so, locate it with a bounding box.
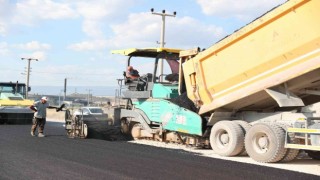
[84,120,133,141]
[45,134,67,137]
[47,120,132,141]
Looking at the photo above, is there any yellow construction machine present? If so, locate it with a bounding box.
[0,82,34,124]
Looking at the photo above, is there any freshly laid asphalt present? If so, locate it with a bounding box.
[0,122,319,180]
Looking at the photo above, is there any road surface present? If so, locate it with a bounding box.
[0,121,319,180]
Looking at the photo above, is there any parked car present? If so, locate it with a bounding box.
[73,107,108,121]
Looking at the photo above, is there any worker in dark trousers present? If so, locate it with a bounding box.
[29,96,56,137]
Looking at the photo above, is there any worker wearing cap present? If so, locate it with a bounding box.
[29,96,56,137]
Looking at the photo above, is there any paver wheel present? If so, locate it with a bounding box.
[233,120,252,156]
[65,110,71,122]
[83,123,88,138]
[120,119,130,135]
[210,121,244,156]
[305,150,320,160]
[66,130,73,138]
[245,123,287,163]
[131,123,141,139]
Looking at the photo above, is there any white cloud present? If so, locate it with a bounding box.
[75,0,135,20]
[0,0,77,35]
[12,0,77,26]
[30,51,47,60]
[73,0,135,38]
[196,0,287,21]
[75,1,111,20]
[0,23,7,36]
[12,41,51,60]
[109,12,160,48]
[109,12,226,50]
[5,0,135,40]
[167,16,225,48]
[0,0,14,36]
[0,0,136,38]
[67,40,108,51]
[0,42,9,55]
[82,20,104,38]
[20,51,47,61]
[68,11,224,51]
[14,41,51,51]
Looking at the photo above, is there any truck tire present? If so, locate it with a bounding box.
[210,121,244,156]
[245,123,287,163]
[305,150,320,160]
[279,124,300,162]
[233,120,252,156]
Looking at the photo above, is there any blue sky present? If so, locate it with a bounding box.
[0,0,286,95]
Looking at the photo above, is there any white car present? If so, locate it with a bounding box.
[73,107,108,121]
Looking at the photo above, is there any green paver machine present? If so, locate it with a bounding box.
[112,48,206,145]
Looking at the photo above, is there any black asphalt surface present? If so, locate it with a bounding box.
[0,122,319,180]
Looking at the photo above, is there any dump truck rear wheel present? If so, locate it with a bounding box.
[279,124,299,162]
[233,120,252,156]
[245,123,287,163]
[305,150,320,160]
[210,121,244,156]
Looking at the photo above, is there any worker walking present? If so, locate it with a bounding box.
[29,96,55,137]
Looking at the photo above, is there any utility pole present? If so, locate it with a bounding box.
[151,8,176,82]
[21,58,38,99]
[59,89,63,106]
[86,89,92,106]
[64,78,67,101]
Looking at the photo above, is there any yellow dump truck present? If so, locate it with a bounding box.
[0,82,34,124]
[179,0,320,162]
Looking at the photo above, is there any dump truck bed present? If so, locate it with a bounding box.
[182,0,320,114]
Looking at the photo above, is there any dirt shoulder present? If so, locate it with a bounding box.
[47,109,65,122]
